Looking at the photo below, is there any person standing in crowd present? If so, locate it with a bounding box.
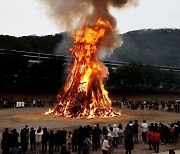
[62,129,67,147]
[30,127,36,152]
[141,120,148,143]
[169,124,175,143]
[9,129,20,154]
[108,127,113,154]
[49,130,55,154]
[54,130,61,152]
[153,130,161,153]
[124,126,134,154]
[113,124,119,147]
[33,99,36,107]
[92,125,98,151]
[102,127,108,143]
[72,129,78,152]
[20,129,27,154]
[66,131,72,151]
[1,128,10,154]
[24,125,29,134]
[11,129,19,148]
[35,126,43,154]
[133,120,139,143]
[42,127,49,153]
[78,126,83,154]
[128,121,134,137]
[147,127,154,150]
[102,136,110,154]
[97,124,102,150]
[118,124,123,147]
[86,125,92,139]
[174,122,179,142]
[23,125,29,153]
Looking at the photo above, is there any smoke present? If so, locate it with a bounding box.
[39,0,138,51]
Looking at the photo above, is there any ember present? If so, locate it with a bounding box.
[46,18,120,118]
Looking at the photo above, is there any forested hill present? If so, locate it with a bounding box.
[0,33,64,54]
[0,29,180,67]
[107,29,180,68]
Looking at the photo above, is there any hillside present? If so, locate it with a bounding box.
[0,29,180,67]
[107,29,180,68]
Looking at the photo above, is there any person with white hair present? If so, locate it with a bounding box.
[113,124,119,147]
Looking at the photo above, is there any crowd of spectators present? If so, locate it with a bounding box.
[112,99,180,113]
[1,120,179,154]
[0,97,56,109]
[1,97,180,114]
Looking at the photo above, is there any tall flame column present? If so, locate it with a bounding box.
[46,18,120,118]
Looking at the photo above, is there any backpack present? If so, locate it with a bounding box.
[83,139,89,146]
[82,139,90,150]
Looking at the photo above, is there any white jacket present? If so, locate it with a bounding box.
[113,128,119,137]
[141,123,148,132]
[35,130,43,143]
[102,139,110,151]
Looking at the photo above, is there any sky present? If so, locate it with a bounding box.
[0,0,180,37]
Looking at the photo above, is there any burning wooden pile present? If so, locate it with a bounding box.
[45,18,121,118]
[42,0,138,118]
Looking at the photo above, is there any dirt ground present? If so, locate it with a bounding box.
[0,92,180,153]
[0,106,180,154]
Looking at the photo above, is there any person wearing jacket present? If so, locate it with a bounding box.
[141,120,148,143]
[30,127,36,151]
[113,124,119,147]
[153,130,161,153]
[42,127,49,153]
[1,128,10,154]
[147,127,154,150]
[35,126,43,154]
[102,136,110,154]
[124,126,134,154]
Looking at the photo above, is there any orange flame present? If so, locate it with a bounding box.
[46,18,120,118]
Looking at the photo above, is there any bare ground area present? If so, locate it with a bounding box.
[0,107,180,154]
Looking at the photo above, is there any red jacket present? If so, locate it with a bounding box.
[153,133,160,143]
[147,131,153,141]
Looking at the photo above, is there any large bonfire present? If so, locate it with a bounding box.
[42,0,138,118]
[46,18,120,118]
